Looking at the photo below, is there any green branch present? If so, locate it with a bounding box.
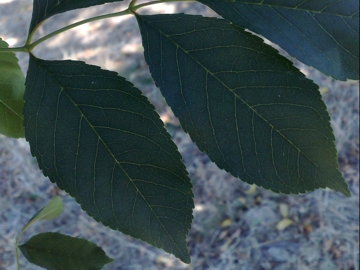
[1,0,195,53]
[27,9,133,50]
[131,0,194,11]
[0,46,28,53]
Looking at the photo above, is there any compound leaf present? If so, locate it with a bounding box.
[199,0,359,81]
[29,0,125,34]
[23,56,193,263]
[0,38,25,138]
[136,14,350,196]
[19,232,113,270]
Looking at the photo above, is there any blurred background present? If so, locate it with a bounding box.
[0,0,359,269]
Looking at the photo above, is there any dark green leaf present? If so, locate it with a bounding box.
[29,0,125,34]
[19,232,113,270]
[199,0,359,80]
[23,56,193,263]
[136,14,350,196]
[0,38,25,138]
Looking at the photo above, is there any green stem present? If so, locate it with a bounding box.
[26,22,43,46]
[27,8,133,50]
[15,244,20,270]
[15,224,29,270]
[2,0,195,53]
[131,0,194,11]
[129,0,138,8]
[0,46,28,53]
[15,244,21,270]
[15,215,41,270]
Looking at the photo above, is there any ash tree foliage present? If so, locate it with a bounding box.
[0,0,358,268]
[15,197,113,269]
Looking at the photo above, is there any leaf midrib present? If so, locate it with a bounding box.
[0,61,24,120]
[24,246,93,260]
[142,16,346,193]
[0,98,24,120]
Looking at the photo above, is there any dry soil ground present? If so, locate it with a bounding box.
[0,1,359,269]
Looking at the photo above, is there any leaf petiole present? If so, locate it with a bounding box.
[0,46,28,53]
[26,8,133,50]
[27,0,194,50]
[2,0,195,53]
[129,0,138,8]
[130,0,195,12]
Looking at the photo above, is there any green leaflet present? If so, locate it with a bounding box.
[136,14,350,196]
[0,38,25,138]
[23,56,194,263]
[29,0,125,34]
[19,232,113,270]
[17,196,63,239]
[199,0,359,81]
[16,197,111,269]
[27,196,63,222]
[15,197,63,268]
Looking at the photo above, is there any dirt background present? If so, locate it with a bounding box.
[0,0,359,269]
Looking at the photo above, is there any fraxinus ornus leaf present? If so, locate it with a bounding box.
[19,232,113,270]
[136,14,350,197]
[23,55,194,263]
[199,0,359,81]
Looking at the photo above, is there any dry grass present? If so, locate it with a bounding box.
[0,1,358,269]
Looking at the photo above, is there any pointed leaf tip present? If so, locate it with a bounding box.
[136,13,349,196]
